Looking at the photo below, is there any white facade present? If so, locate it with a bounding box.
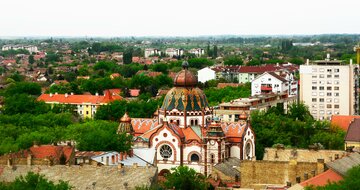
[251,72,289,96]
[2,45,38,54]
[300,59,359,120]
[189,48,205,57]
[197,67,216,83]
[144,48,161,58]
[165,48,183,57]
[91,151,121,166]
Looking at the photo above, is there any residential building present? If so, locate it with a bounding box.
[118,61,256,177]
[197,67,216,83]
[251,72,298,96]
[165,48,183,58]
[214,93,296,122]
[212,65,240,82]
[189,48,205,57]
[144,48,161,58]
[344,119,360,150]
[299,56,359,120]
[238,63,299,84]
[2,44,39,54]
[37,90,122,118]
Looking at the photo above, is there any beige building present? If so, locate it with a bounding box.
[299,56,359,120]
[214,93,296,122]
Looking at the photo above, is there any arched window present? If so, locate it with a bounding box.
[210,154,215,164]
[194,119,198,126]
[190,154,200,162]
[245,142,252,160]
[160,144,172,159]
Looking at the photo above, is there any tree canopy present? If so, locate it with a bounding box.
[163,166,209,190]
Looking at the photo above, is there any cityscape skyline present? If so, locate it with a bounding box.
[1,0,360,37]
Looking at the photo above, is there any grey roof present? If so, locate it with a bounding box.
[326,153,360,176]
[214,157,241,177]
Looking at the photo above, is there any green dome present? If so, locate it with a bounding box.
[161,87,209,111]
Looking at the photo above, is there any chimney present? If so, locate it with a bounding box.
[55,92,58,95]
[50,93,53,97]
[350,59,353,65]
[124,152,127,160]
[306,59,309,65]
[95,92,99,96]
[70,92,74,95]
[317,159,325,174]
[65,93,68,98]
[326,53,330,60]
[120,153,124,161]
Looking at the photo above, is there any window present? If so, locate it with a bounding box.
[327,69,332,72]
[319,87,324,90]
[319,68,324,72]
[312,98,317,102]
[268,78,271,81]
[319,110,325,114]
[334,105,340,109]
[319,74,324,78]
[312,92,317,96]
[319,104,325,109]
[210,154,215,164]
[327,87,332,90]
[334,99,339,103]
[319,92,324,96]
[312,104,317,108]
[334,68,340,73]
[312,75,317,78]
[312,68,317,72]
[319,98,324,102]
[327,104,332,108]
[86,105,89,108]
[327,75,332,78]
[312,110,317,114]
[190,154,200,162]
[312,81,317,84]
[80,111,82,114]
[334,87,339,90]
[312,86,317,90]
[327,81,332,84]
[160,145,172,159]
[326,98,332,103]
[334,93,339,97]
[86,111,89,115]
[320,81,325,85]
[334,81,340,85]
[327,92,332,96]
[327,111,332,115]
[334,75,339,78]
[79,105,82,108]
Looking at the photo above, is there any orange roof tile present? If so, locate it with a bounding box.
[182,127,201,142]
[300,169,343,187]
[331,115,360,131]
[221,122,247,142]
[29,145,74,162]
[130,89,140,97]
[37,90,122,105]
[131,118,159,135]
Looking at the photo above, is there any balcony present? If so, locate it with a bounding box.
[261,86,272,91]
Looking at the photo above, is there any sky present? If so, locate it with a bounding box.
[0,0,359,37]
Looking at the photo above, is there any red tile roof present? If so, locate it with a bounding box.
[129,89,140,97]
[300,169,343,187]
[221,122,247,143]
[37,90,122,104]
[217,83,241,89]
[182,127,201,142]
[345,119,360,142]
[131,118,159,135]
[331,115,360,131]
[9,145,75,163]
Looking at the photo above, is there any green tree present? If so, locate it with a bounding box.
[66,120,132,152]
[2,94,50,115]
[4,82,42,96]
[164,166,209,190]
[224,56,243,66]
[0,172,72,190]
[28,55,35,64]
[123,48,133,64]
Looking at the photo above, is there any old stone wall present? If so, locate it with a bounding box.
[0,165,157,190]
[240,159,325,189]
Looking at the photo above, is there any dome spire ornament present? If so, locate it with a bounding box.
[182,61,189,70]
[117,112,134,135]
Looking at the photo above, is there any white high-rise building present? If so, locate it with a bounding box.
[300,55,359,120]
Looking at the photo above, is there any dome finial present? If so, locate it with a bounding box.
[182,61,189,70]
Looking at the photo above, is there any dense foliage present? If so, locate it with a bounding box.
[163,166,210,190]
[0,172,72,190]
[204,83,251,106]
[251,103,345,159]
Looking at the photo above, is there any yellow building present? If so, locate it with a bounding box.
[37,90,122,118]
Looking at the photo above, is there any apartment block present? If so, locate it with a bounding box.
[299,56,359,120]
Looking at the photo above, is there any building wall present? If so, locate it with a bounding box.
[251,74,286,96]
[198,67,216,83]
[240,160,324,189]
[243,127,255,160]
[92,152,120,166]
[300,64,358,120]
[345,141,360,149]
[230,145,240,159]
